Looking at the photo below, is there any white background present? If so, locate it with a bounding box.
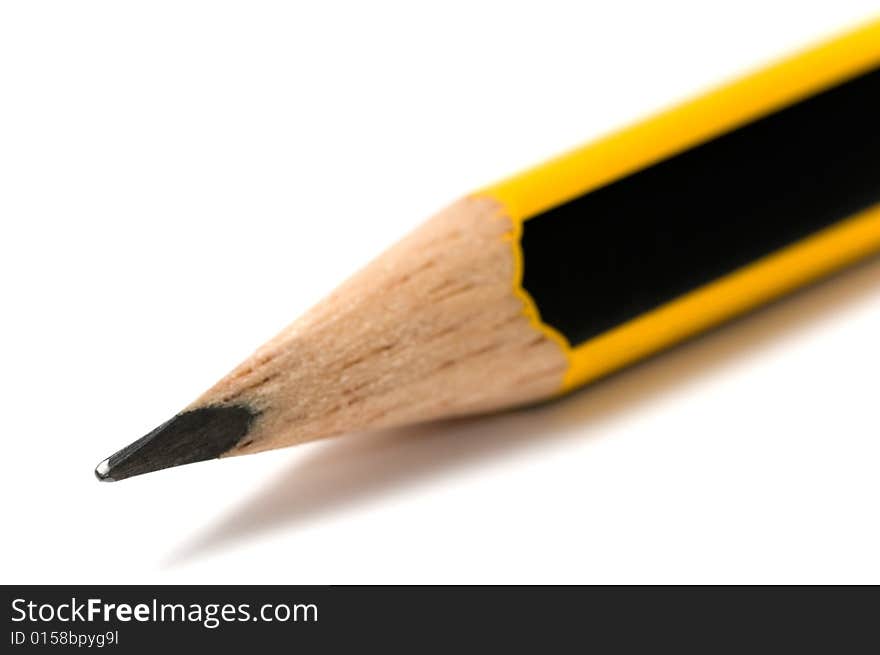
[2,1,879,584]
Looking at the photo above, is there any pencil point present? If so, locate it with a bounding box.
[94,405,257,482]
[94,457,114,482]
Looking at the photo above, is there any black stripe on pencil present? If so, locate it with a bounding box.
[523,65,880,345]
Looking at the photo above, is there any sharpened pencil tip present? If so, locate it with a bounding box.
[94,405,258,482]
[94,458,114,482]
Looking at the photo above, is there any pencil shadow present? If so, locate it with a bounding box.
[164,256,880,566]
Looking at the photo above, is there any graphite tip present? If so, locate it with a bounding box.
[94,405,257,482]
[94,457,114,482]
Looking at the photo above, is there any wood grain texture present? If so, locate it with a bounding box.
[189,196,568,456]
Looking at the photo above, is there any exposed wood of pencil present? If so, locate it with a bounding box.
[214,195,568,452]
[96,197,567,480]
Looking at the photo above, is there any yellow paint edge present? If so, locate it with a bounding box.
[563,203,880,390]
[488,199,574,380]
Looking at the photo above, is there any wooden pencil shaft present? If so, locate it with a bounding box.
[96,20,880,481]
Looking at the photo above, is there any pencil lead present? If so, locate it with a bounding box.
[94,457,114,482]
[94,405,258,482]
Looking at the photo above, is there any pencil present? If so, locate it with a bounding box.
[96,19,880,481]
